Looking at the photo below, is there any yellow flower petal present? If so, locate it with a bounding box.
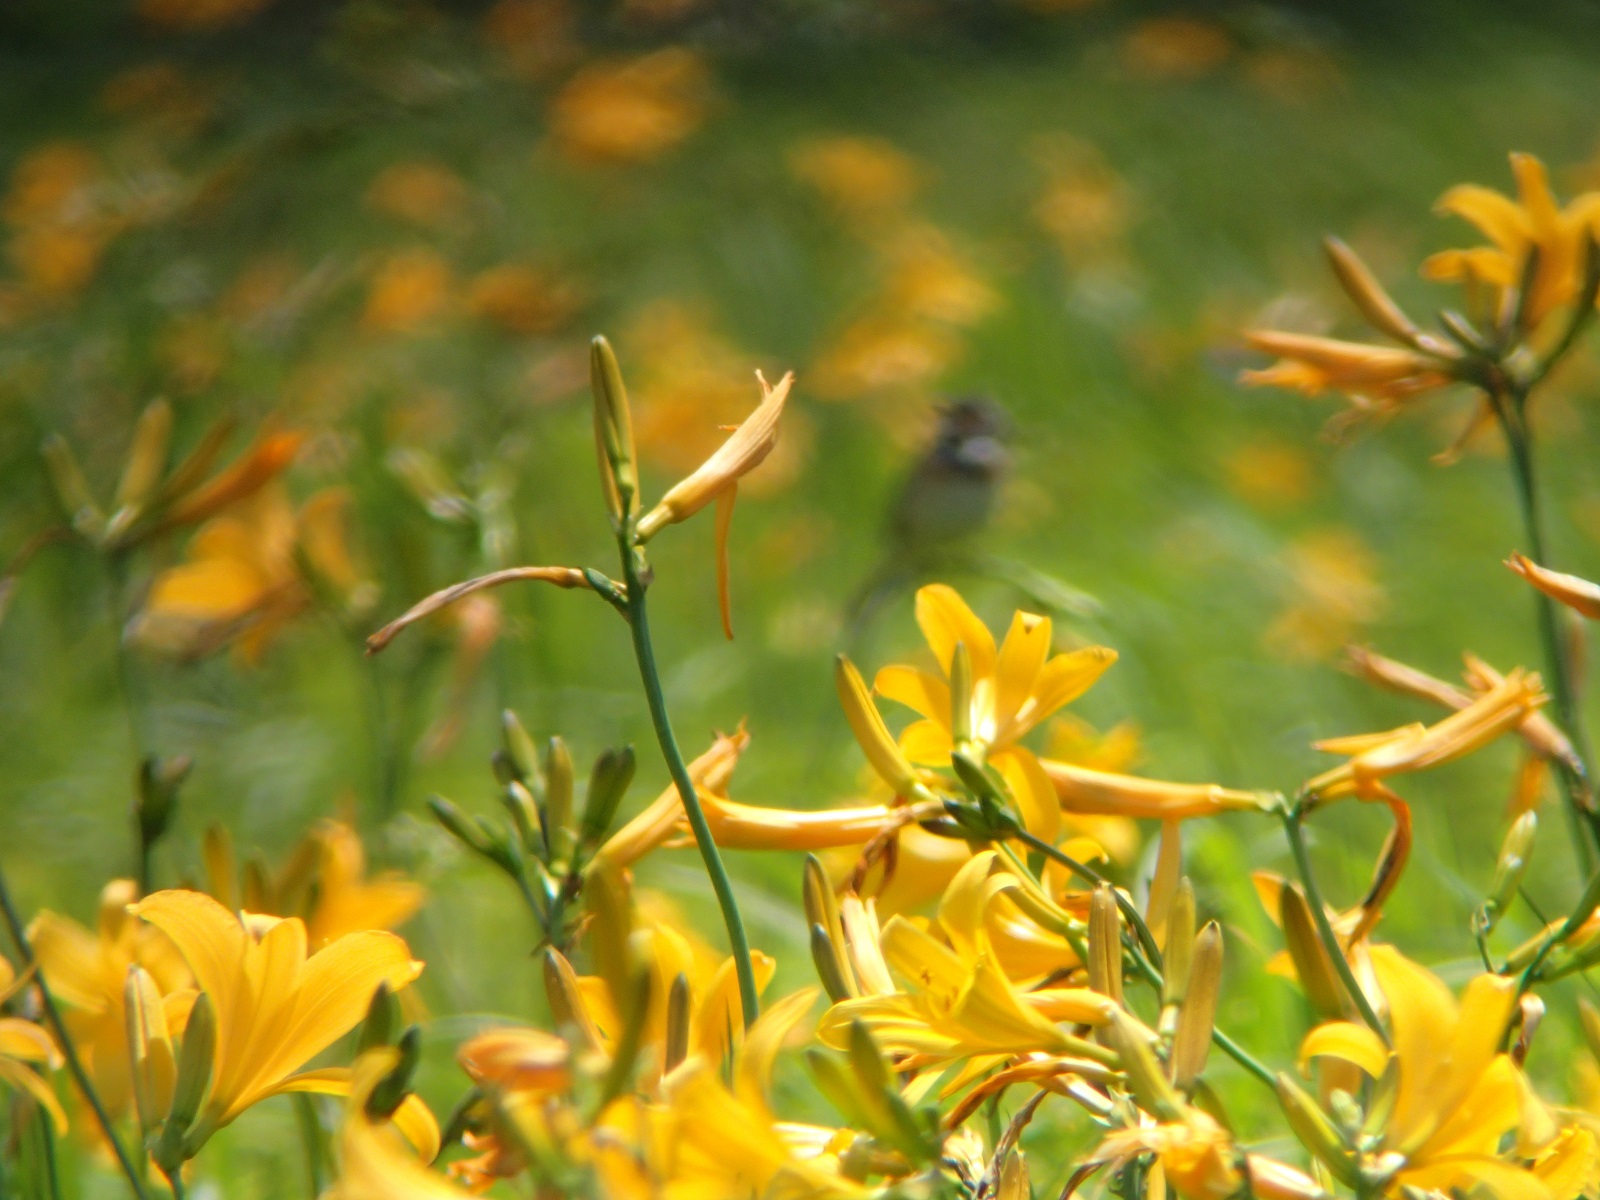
[1297,1020,1389,1079]
[993,610,1052,736]
[915,584,997,683]
[873,664,952,725]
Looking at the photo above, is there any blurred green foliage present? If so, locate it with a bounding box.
[5,0,1600,1188]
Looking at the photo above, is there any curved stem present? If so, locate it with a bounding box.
[619,545,759,1029]
[0,862,151,1199]
[1491,385,1600,867]
[1280,807,1389,1045]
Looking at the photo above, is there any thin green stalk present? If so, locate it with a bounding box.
[163,1169,185,1200]
[1011,828,1276,1091]
[0,864,151,1200]
[1280,807,1389,1045]
[292,1093,327,1197]
[1494,386,1600,866]
[34,1107,60,1200]
[619,545,758,1029]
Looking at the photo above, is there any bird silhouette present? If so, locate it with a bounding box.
[845,396,1098,643]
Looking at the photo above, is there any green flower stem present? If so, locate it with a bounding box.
[0,862,152,1200]
[1280,806,1390,1046]
[1011,827,1276,1091]
[292,1093,327,1198]
[618,542,759,1029]
[1492,385,1600,867]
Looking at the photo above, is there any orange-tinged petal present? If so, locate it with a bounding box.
[27,912,106,1013]
[1508,553,1600,620]
[0,1020,59,1066]
[915,584,997,683]
[1401,1154,1549,1200]
[143,555,267,622]
[1435,183,1531,253]
[1042,758,1269,819]
[873,665,951,724]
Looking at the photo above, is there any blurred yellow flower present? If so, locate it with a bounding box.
[1032,136,1135,268]
[876,225,998,328]
[789,136,923,224]
[362,249,454,334]
[3,142,112,302]
[1423,153,1600,334]
[1122,17,1235,81]
[325,1049,462,1200]
[1223,438,1314,509]
[0,960,66,1135]
[875,583,1118,840]
[811,314,961,401]
[481,0,575,81]
[1241,330,1454,415]
[548,50,710,165]
[29,880,193,1125]
[132,483,372,662]
[1299,946,1544,1199]
[465,264,580,336]
[100,63,215,137]
[131,889,424,1148]
[1266,528,1385,662]
[364,161,472,231]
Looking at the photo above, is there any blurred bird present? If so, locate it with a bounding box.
[846,396,1098,643]
[888,395,1011,558]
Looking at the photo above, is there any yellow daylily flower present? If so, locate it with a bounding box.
[130,889,423,1148]
[820,854,1114,1063]
[29,879,192,1123]
[201,820,424,951]
[0,959,67,1134]
[325,1049,466,1200]
[1298,945,1543,1200]
[875,583,1118,840]
[1093,1111,1325,1200]
[1423,152,1600,334]
[566,889,776,1088]
[131,483,373,662]
[1304,667,1547,801]
[1240,330,1455,430]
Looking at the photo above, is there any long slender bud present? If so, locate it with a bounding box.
[590,335,638,527]
[1171,921,1222,1090]
[1324,237,1427,348]
[836,655,923,798]
[1087,885,1123,1009]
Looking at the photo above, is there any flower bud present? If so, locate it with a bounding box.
[1323,238,1427,349]
[590,335,638,528]
[580,746,635,848]
[544,735,575,856]
[1088,885,1123,1009]
[1171,921,1222,1091]
[499,709,540,786]
[1483,811,1537,933]
[836,655,922,798]
[1275,1072,1360,1188]
[1161,878,1197,1011]
[137,754,191,852]
[124,965,175,1137]
[110,399,173,533]
[664,972,691,1074]
[1280,882,1345,1020]
[356,981,400,1055]
[1106,1010,1185,1123]
[542,948,602,1051]
[42,434,104,540]
[364,1025,421,1119]
[166,992,215,1165]
[811,923,856,1003]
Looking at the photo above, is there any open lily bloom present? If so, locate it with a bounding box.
[1423,153,1600,335]
[875,584,1117,841]
[1298,946,1559,1200]
[131,889,425,1150]
[1093,1109,1326,1200]
[820,854,1113,1063]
